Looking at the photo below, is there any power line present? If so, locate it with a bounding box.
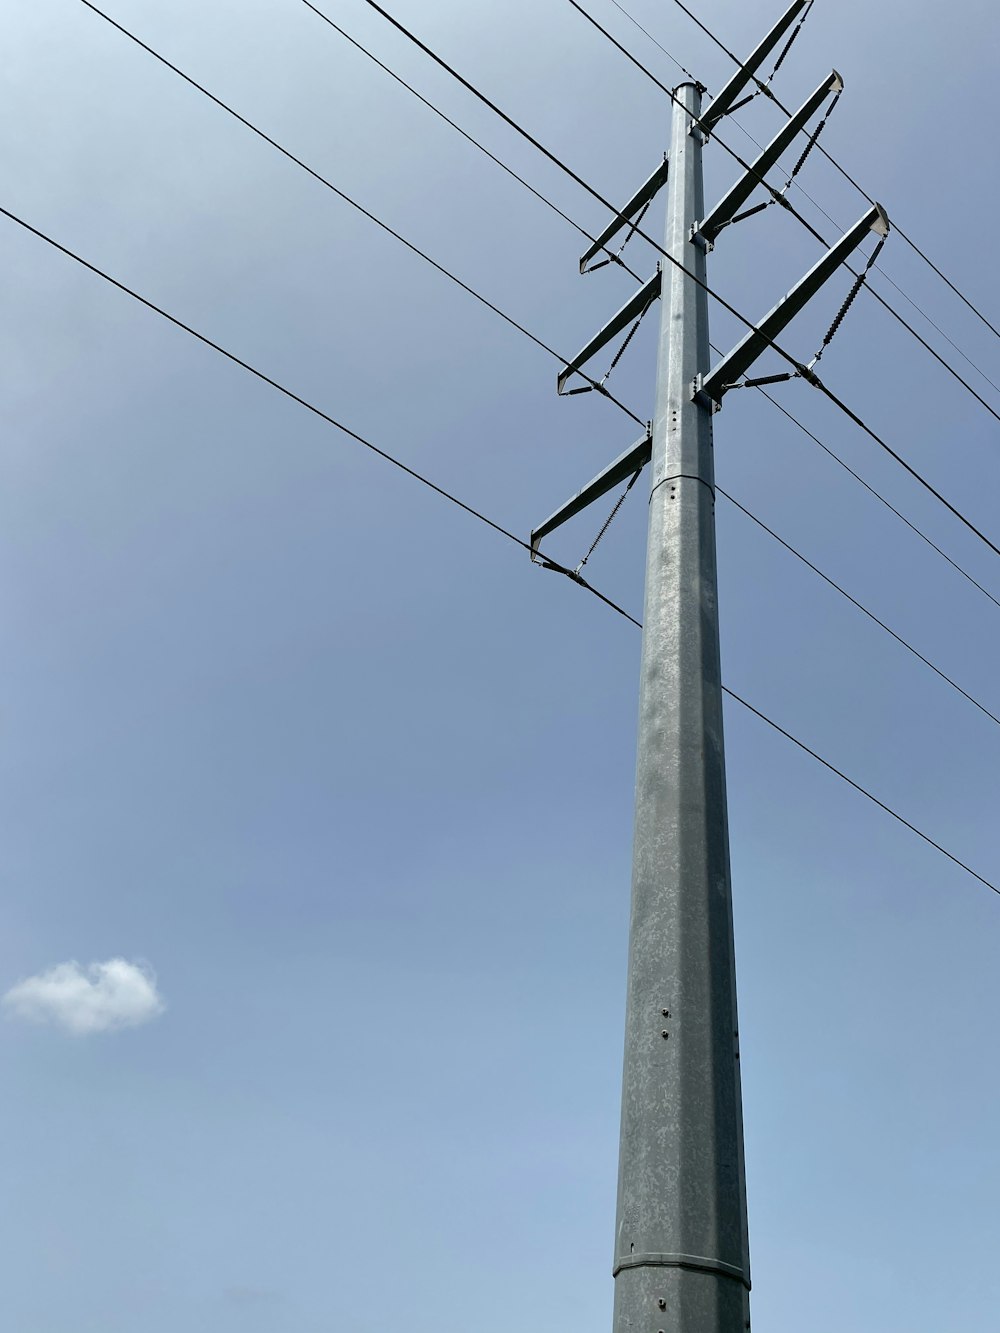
[98,0,1000,586]
[724,687,1000,899]
[338,0,1000,565]
[610,2,986,392]
[291,2,644,284]
[0,200,640,629]
[3,200,995,901]
[565,0,856,261]
[605,0,699,83]
[667,0,1000,344]
[668,50,1000,397]
[869,268,1000,399]
[712,107,1000,396]
[91,1,1000,641]
[750,382,1000,616]
[86,0,1000,696]
[74,2,1000,874]
[595,0,1000,400]
[296,3,1000,620]
[79,0,647,432]
[719,487,1000,729]
[564,0,1000,429]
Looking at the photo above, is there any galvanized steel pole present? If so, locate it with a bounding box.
[611,82,751,1333]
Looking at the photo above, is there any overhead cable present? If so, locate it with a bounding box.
[3,200,995,902]
[336,0,1000,564]
[724,687,1000,899]
[79,4,1000,702]
[668,0,1000,343]
[606,0,699,83]
[751,384,1000,615]
[720,489,1000,730]
[564,0,1000,428]
[288,3,643,283]
[300,3,1000,616]
[94,0,1000,621]
[79,1,646,431]
[0,201,640,628]
[712,99,1000,395]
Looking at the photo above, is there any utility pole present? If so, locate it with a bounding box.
[609,77,749,1333]
[530,4,888,1329]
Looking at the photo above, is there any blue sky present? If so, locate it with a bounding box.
[1,1,998,1330]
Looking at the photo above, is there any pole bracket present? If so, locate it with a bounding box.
[693,377,721,413]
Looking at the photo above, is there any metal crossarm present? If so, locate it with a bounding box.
[695,70,843,247]
[557,272,661,394]
[530,431,652,559]
[699,0,809,136]
[699,203,890,407]
[579,157,670,273]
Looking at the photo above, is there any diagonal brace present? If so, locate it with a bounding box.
[695,70,843,248]
[699,0,809,137]
[530,431,652,559]
[557,272,661,395]
[699,202,890,409]
[579,157,670,273]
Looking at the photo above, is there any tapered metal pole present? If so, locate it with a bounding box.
[611,83,751,1333]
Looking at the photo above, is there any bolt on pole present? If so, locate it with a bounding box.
[610,82,751,1333]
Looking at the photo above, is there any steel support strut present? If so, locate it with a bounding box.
[611,82,750,1333]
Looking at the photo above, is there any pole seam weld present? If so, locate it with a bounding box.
[648,472,716,504]
[613,1252,751,1290]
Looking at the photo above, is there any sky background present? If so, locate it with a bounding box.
[2,1,999,1330]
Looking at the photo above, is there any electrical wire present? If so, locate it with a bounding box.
[686,73,1000,397]
[336,0,1000,565]
[870,269,1000,398]
[605,0,699,83]
[712,107,1000,395]
[290,2,644,284]
[565,0,852,253]
[751,383,1000,615]
[79,5,1000,686]
[293,1,1000,618]
[719,488,1000,729]
[563,0,1000,429]
[79,1,647,431]
[3,200,995,899]
[0,201,640,629]
[83,0,998,613]
[667,0,1000,344]
[594,0,998,396]
[94,0,1000,579]
[723,687,1000,898]
[70,2,1000,898]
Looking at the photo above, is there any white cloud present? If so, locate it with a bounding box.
[2,958,165,1035]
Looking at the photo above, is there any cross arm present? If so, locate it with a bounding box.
[699,202,890,408]
[579,157,670,273]
[695,70,843,248]
[699,0,810,137]
[557,273,661,395]
[530,431,652,560]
